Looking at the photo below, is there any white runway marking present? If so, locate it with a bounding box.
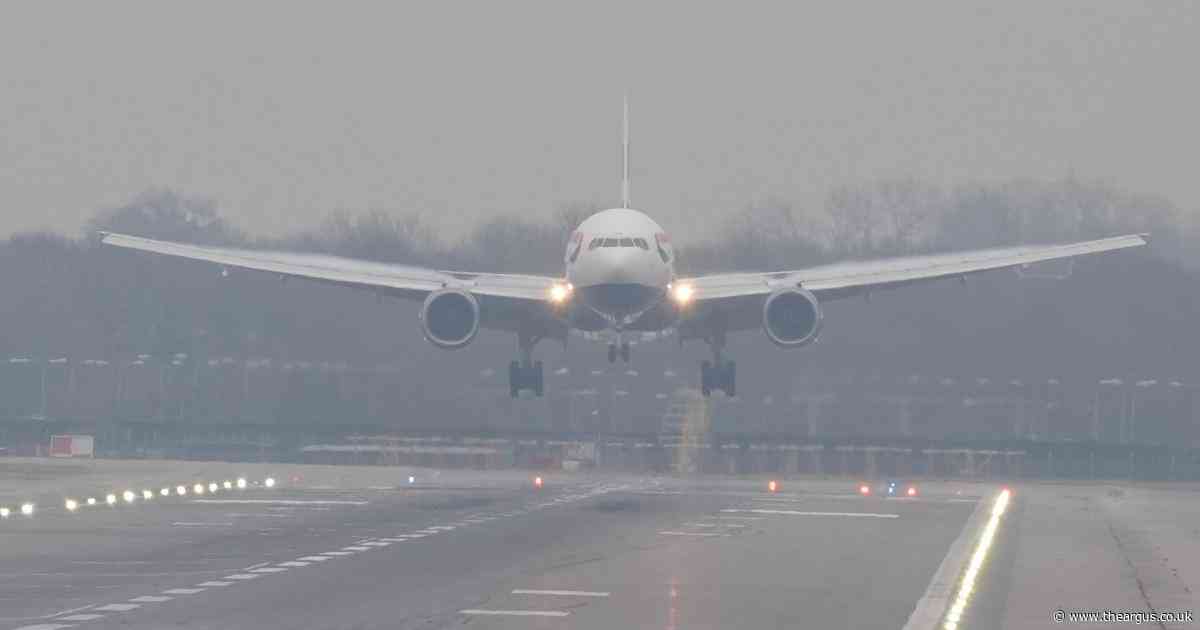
[192,499,368,505]
[512,589,610,597]
[341,546,370,551]
[379,538,410,543]
[94,603,141,612]
[163,588,206,595]
[297,556,331,562]
[658,531,722,537]
[224,574,260,580]
[197,581,232,587]
[901,490,993,630]
[250,567,288,573]
[716,515,764,520]
[13,625,75,630]
[721,509,900,518]
[172,522,233,527]
[362,541,391,547]
[321,551,355,556]
[243,562,270,571]
[58,614,105,621]
[277,561,310,567]
[130,596,172,603]
[459,609,570,617]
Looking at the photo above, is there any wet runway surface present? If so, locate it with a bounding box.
[0,473,983,630]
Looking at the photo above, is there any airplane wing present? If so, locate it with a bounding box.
[100,232,564,334]
[677,233,1148,333]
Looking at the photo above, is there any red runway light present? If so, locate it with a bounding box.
[767,480,778,493]
[859,484,871,495]
[906,486,917,497]
[534,476,544,489]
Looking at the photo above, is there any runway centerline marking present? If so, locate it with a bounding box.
[512,589,610,597]
[341,546,370,551]
[129,596,172,603]
[250,567,288,573]
[13,625,75,630]
[192,499,368,505]
[224,574,260,580]
[58,614,106,621]
[321,551,354,556]
[277,561,310,567]
[243,562,270,571]
[659,531,722,537]
[460,609,570,617]
[721,509,899,518]
[197,581,232,587]
[297,556,331,562]
[163,588,206,595]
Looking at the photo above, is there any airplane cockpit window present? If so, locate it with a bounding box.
[633,238,649,250]
[619,237,634,247]
[602,238,619,247]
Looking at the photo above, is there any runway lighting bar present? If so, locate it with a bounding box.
[0,507,9,518]
[106,494,117,506]
[161,488,170,497]
[942,488,1013,630]
[87,497,97,506]
[176,485,187,496]
[193,483,205,495]
[65,499,78,512]
[236,478,247,489]
[142,490,154,500]
[264,477,276,489]
[208,482,218,493]
[223,481,233,490]
[408,475,415,485]
[20,503,34,516]
[122,490,136,504]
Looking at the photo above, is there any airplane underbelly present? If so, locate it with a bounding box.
[577,283,663,319]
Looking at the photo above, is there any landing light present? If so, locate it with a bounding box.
[671,283,694,305]
[549,283,572,304]
[408,476,416,485]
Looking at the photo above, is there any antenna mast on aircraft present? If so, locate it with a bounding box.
[621,95,631,209]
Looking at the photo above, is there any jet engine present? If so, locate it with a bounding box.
[762,288,823,347]
[419,289,480,349]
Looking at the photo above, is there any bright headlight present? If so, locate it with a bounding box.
[549,283,572,303]
[671,283,694,305]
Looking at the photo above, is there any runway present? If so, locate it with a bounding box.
[0,472,985,630]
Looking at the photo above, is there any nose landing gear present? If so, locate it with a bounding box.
[699,330,735,397]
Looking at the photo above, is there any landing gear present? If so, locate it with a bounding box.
[701,359,736,397]
[509,360,543,398]
[699,330,735,397]
[619,341,630,363]
[509,330,544,398]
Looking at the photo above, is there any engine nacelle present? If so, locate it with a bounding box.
[762,288,823,347]
[419,289,480,349]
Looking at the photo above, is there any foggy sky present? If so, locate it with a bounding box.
[2,1,1196,243]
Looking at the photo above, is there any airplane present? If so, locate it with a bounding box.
[101,100,1148,398]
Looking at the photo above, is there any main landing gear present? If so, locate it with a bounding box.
[509,331,544,398]
[700,333,735,397]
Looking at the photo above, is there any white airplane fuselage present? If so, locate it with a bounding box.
[564,208,675,329]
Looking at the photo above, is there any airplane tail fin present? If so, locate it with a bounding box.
[621,95,631,209]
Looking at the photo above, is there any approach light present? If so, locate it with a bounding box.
[176,485,187,496]
[223,481,233,490]
[193,483,205,495]
[208,482,218,493]
[20,503,34,516]
[236,478,247,489]
[65,499,79,512]
[87,497,97,506]
[161,488,170,497]
[122,490,136,503]
[264,477,276,489]
[106,494,117,505]
[142,490,154,500]
[0,507,9,518]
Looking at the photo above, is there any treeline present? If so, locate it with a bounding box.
[0,178,1194,412]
